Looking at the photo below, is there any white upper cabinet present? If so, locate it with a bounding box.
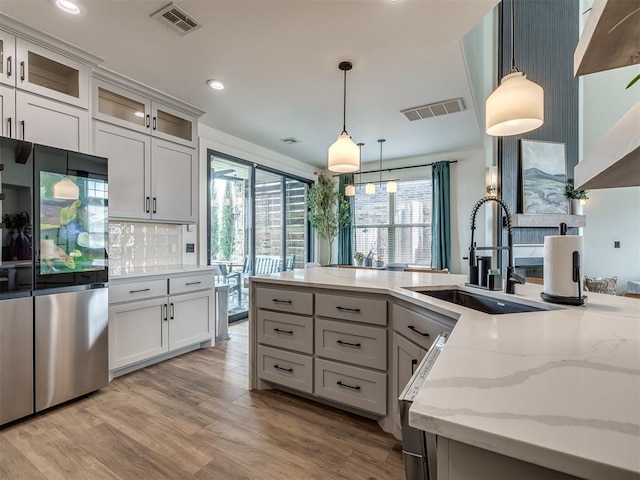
[93,77,199,148]
[15,39,90,109]
[16,90,88,151]
[0,84,15,137]
[0,31,16,87]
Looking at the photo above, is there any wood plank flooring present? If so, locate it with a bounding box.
[1,321,404,480]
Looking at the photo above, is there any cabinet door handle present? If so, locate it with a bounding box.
[185,281,201,286]
[411,358,418,375]
[146,114,150,128]
[145,196,150,213]
[152,116,157,130]
[272,299,292,305]
[7,117,11,138]
[129,288,151,294]
[336,306,360,313]
[170,303,175,320]
[336,339,361,348]
[273,364,293,373]
[20,61,25,81]
[20,121,25,140]
[153,197,157,214]
[336,381,360,391]
[273,328,293,335]
[6,56,11,77]
[408,325,430,337]
[163,304,168,321]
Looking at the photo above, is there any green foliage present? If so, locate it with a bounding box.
[565,179,588,200]
[307,175,351,259]
[210,185,219,260]
[220,182,236,260]
[627,72,640,89]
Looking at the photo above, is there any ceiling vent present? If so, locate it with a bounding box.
[401,98,466,122]
[151,3,203,37]
[280,137,300,145]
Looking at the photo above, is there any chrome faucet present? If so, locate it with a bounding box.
[468,196,525,294]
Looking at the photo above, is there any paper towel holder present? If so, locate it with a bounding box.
[540,247,587,305]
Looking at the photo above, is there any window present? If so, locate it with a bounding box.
[354,178,432,265]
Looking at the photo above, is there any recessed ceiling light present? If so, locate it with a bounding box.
[207,79,225,90]
[52,0,85,15]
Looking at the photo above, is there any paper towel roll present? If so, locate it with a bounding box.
[543,235,583,298]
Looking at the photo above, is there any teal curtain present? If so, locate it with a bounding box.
[337,173,354,265]
[431,161,451,270]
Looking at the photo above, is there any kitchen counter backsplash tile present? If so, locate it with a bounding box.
[108,222,181,272]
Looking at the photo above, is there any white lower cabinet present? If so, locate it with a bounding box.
[109,297,167,370]
[109,272,215,375]
[392,331,426,428]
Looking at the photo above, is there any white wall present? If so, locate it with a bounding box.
[581,65,640,294]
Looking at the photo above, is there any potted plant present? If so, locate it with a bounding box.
[306,174,350,265]
[353,251,365,266]
[363,249,374,267]
[565,179,588,215]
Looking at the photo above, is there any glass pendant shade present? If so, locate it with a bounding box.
[365,182,376,194]
[486,72,544,136]
[344,184,356,196]
[328,133,360,173]
[386,180,397,193]
[53,177,80,200]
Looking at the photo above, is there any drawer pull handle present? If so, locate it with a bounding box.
[408,325,430,337]
[337,381,360,391]
[273,328,294,335]
[336,306,361,313]
[272,299,292,305]
[273,364,293,373]
[336,339,361,348]
[129,288,151,294]
[185,281,202,286]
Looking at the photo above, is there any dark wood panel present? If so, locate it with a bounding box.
[497,0,580,253]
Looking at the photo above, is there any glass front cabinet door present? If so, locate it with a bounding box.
[15,39,89,109]
[93,80,197,148]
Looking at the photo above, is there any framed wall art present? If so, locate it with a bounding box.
[520,140,568,214]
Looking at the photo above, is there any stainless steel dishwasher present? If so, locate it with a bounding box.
[399,332,448,480]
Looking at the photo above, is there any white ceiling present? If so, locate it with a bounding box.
[0,0,498,167]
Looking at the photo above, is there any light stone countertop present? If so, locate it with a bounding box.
[250,267,640,480]
[110,264,217,281]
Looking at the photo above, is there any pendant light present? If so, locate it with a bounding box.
[365,140,376,194]
[384,140,397,193]
[486,0,543,136]
[345,142,363,197]
[328,61,360,173]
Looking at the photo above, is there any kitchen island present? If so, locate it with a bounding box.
[249,267,640,480]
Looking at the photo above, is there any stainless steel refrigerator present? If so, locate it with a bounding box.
[1,137,109,425]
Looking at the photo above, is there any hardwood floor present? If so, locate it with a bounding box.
[1,321,404,480]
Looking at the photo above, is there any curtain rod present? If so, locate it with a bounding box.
[332,160,457,177]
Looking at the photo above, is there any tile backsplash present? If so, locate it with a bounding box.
[108,222,182,270]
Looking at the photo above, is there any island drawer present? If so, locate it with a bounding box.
[315,294,387,326]
[258,310,313,354]
[314,318,386,370]
[256,287,313,315]
[257,345,313,394]
[169,273,214,295]
[393,304,452,350]
[314,358,386,416]
[109,279,167,304]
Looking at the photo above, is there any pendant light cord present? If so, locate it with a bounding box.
[510,0,519,73]
[378,139,385,186]
[342,68,348,134]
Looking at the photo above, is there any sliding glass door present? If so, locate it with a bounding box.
[208,151,311,320]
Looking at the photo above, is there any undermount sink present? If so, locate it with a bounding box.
[414,289,548,315]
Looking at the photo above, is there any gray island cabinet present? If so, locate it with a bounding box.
[249,268,640,480]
